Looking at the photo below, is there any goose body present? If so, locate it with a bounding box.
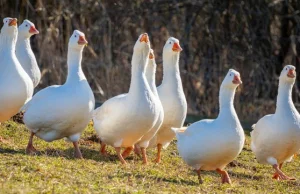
[0,17,33,122]
[23,30,94,158]
[16,20,40,88]
[173,69,244,184]
[93,34,160,164]
[149,37,187,162]
[133,49,164,163]
[251,65,300,180]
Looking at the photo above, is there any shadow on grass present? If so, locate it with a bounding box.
[229,171,263,181]
[119,173,199,186]
[37,147,125,164]
[0,147,25,154]
[0,142,144,164]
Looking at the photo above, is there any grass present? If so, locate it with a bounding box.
[0,120,300,193]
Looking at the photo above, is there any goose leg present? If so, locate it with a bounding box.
[196,169,203,184]
[73,142,83,159]
[100,142,107,155]
[272,164,295,180]
[115,147,127,164]
[154,143,162,163]
[141,147,148,164]
[134,145,142,158]
[122,146,133,159]
[26,132,37,155]
[216,168,231,184]
[272,163,283,180]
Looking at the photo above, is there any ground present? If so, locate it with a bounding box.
[0,120,300,194]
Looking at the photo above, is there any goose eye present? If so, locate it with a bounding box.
[75,35,77,38]
[25,25,28,27]
[286,68,288,70]
[169,42,171,44]
[230,74,232,76]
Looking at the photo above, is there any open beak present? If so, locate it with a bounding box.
[232,75,242,85]
[78,35,88,45]
[29,26,39,34]
[9,18,17,26]
[287,69,296,78]
[140,33,149,43]
[172,42,183,52]
[149,52,154,59]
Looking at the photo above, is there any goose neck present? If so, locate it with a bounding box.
[275,81,294,114]
[0,34,17,54]
[218,86,236,118]
[145,61,157,95]
[162,52,180,80]
[66,47,85,83]
[16,37,31,51]
[128,48,148,94]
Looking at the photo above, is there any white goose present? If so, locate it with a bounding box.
[23,30,95,158]
[173,69,244,184]
[134,49,164,164]
[149,37,187,163]
[0,17,33,123]
[93,33,160,164]
[16,19,40,88]
[251,65,300,180]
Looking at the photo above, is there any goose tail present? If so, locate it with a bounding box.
[250,124,256,137]
[172,127,187,139]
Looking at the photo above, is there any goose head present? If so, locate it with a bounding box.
[18,20,39,38]
[149,49,155,60]
[148,49,156,66]
[146,49,156,74]
[1,17,18,36]
[221,69,242,89]
[163,37,183,56]
[280,65,296,84]
[69,30,88,50]
[134,33,150,53]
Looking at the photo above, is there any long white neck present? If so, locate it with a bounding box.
[128,48,148,95]
[275,80,295,114]
[66,47,86,83]
[145,60,158,96]
[218,85,238,119]
[161,52,182,90]
[16,36,31,52]
[0,32,17,54]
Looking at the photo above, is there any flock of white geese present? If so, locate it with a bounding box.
[0,17,300,184]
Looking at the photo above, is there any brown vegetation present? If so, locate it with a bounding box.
[1,0,300,121]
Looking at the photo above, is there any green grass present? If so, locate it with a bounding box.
[0,120,300,194]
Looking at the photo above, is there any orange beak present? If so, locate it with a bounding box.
[140,33,149,43]
[232,75,242,84]
[78,35,88,45]
[9,18,17,26]
[287,69,296,78]
[172,42,183,52]
[149,52,154,59]
[29,26,39,34]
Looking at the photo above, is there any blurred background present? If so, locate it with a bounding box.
[1,0,300,125]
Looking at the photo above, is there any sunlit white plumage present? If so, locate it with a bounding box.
[16,19,40,88]
[173,69,244,184]
[0,17,33,122]
[93,34,160,164]
[134,49,164,163]
[23,30,94,158]
[148,37,187,162]
[251,65,300,180]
